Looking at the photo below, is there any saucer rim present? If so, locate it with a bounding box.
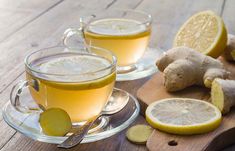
[2,88,140,144]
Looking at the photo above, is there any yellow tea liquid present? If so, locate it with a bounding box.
[84,18,151,66]
[26,54,115,123]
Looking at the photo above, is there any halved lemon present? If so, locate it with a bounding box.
[174,10,227,58]
[146,98,222,135]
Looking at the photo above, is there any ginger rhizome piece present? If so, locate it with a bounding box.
[39,108,72,136]
[222,34,235,61]
[211,79,235,114]
[126,125,153,144]
[156,47,230,92]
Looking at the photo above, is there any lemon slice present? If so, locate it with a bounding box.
[87,18,147,37]
[34,55,116,90]
[39,55,110,76]
[146,98,222,135]
[174,10,227,58]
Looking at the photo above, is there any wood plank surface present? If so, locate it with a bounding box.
[0,0,63,42]
[0,0,234,150]
[0,0,111,93]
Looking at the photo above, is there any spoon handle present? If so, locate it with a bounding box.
[57,116,99,149]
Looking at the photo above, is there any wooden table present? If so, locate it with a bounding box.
[0,0,234,150]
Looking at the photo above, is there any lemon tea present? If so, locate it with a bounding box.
[27,54,115,123]
[11,46,117,123]
[84,18,151,66]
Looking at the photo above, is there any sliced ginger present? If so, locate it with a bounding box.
[126,125,153,144]
[156,47,230,92]
[39,108,72,136]
[211,78,235,114]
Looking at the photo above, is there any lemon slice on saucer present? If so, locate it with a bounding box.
[146,98,222,135]
[174,10,227,58]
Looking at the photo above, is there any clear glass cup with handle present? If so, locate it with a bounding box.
[10,45,117,124]
[63,9,155,81]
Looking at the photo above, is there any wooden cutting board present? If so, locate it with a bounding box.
[137,57,235,151]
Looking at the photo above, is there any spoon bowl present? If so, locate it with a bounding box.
[102,88,129,115]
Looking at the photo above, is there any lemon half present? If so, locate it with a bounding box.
[174,10,227,58]
[146,98,222,135]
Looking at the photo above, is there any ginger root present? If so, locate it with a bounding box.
[211,79,235,114]
[156,47,230,92]
[222,34,235,61]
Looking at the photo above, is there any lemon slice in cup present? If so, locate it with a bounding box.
[146,98,222,135]
[174,10,227,58]
[35,55,116,90]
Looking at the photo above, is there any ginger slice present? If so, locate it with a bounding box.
[126,125,153,144]
[39,108,72,136]
[211,78,235,114]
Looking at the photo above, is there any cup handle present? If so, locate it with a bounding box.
[62,16,96,47]
[10,80,41,113]
[62,27,85,47]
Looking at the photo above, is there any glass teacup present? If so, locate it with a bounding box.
[63,9,152,77]
[10,46,117,124]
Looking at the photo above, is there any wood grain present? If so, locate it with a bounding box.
[0,74,25,149]
[0,0,63,42]
[147,114,235,151]
[0,0,112,92]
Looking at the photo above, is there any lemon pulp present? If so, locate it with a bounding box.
[174,10,227,58]
[146,98,222,135]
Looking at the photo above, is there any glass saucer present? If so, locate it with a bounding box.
[2,88,140,144]
[117,47,164,81]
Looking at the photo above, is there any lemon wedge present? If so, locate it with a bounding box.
[174,10,227,58]
[146,98,222,135]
